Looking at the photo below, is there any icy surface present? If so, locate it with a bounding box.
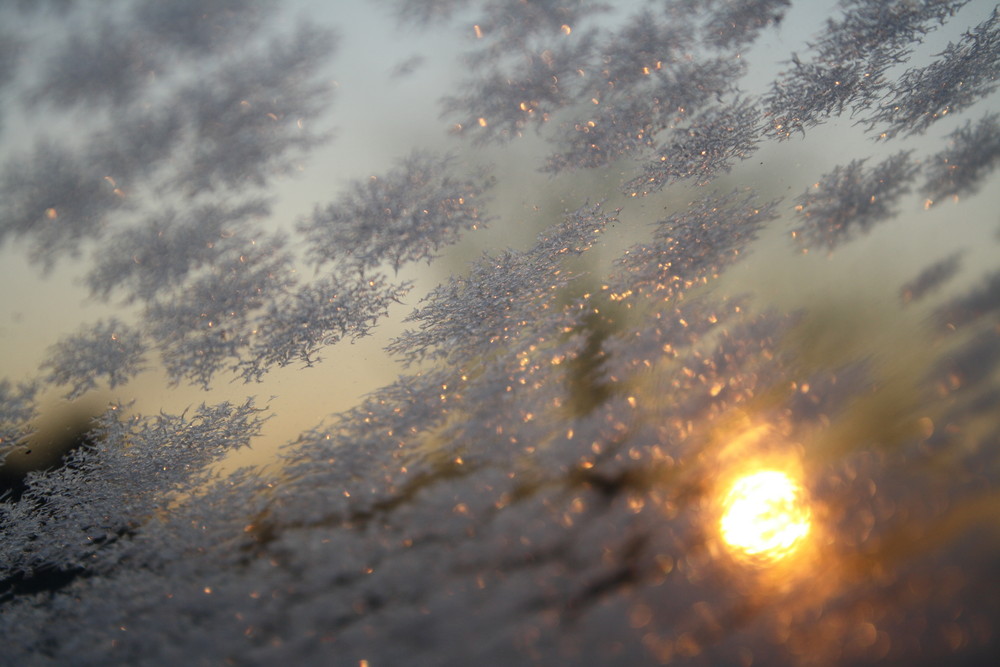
[1,0,1000,665]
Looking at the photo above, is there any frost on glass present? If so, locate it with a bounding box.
[0,141,134,270]
[0,381,37,465]
[1,0,1000,664]
[866,7,1000,139]
[764,0,971,138]
[41,319,147,400]
[697,0,791,49]
[623,99,762,194]
[615,191,778,296]
[143,231,295,388]
[900,252,963,303]
[922,112,1000,203]
[387,202,615,364]
[301,151,495,274]
[791,151,919,250]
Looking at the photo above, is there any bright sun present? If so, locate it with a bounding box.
[720,469,811,562]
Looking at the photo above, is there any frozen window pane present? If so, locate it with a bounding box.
[1,0,999,664]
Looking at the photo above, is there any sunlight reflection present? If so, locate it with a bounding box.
[720,469,811,563]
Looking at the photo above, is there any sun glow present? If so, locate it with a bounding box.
[720,469,811,562]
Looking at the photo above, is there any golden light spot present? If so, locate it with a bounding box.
[560,24,572,35]
[473,24,482,39]
[45,208,58,219]
[720,469,811,562]
[478,117,488,127]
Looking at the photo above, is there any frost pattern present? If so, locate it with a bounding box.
[387,202,615,365]
[791,152,919,250]
[41,319,147,400]
[923,112,1000,204]
[900,252,963,304]
[143,232,296,389]
[174,23,336,195]
[623,100,761,194]
[301,151,494,274]
[0,381,37,465]
[616,191,778,298]
[697,0,791,49]
[2,0,1000,664]
[238,276,410,382]
[867,7,1000,139]
[86,201,272,304]
[0,400,266,582]
[0,141,134,270]
[764,0,970,138]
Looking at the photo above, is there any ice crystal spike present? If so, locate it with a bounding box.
[900,253,963,304]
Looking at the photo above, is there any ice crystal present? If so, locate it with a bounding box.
[699,0,791,50]
[471,0,610,54]
[301,151,494,274]
[443,34,597,144]
[764,0,971,139]
[623,99,761,194]
[900,252,963,304]
[175,23,336,195]
[144,232,295,388]
[545,57,743,171]
[87,200,272,304]
[132,0,278,56]
[867,7,1000,139]
[935,270,1000,331]
[791,151,919,250]
[0,381,37,465]
[41,319,147,400]
[30,22,160,110]
[238,276,410,382]
[616,191,778,297]
[387,202,615,364]
[0,141,133,270]
[0,400,266,580]
[2,0,1000,664]
[923,112,1000,204]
